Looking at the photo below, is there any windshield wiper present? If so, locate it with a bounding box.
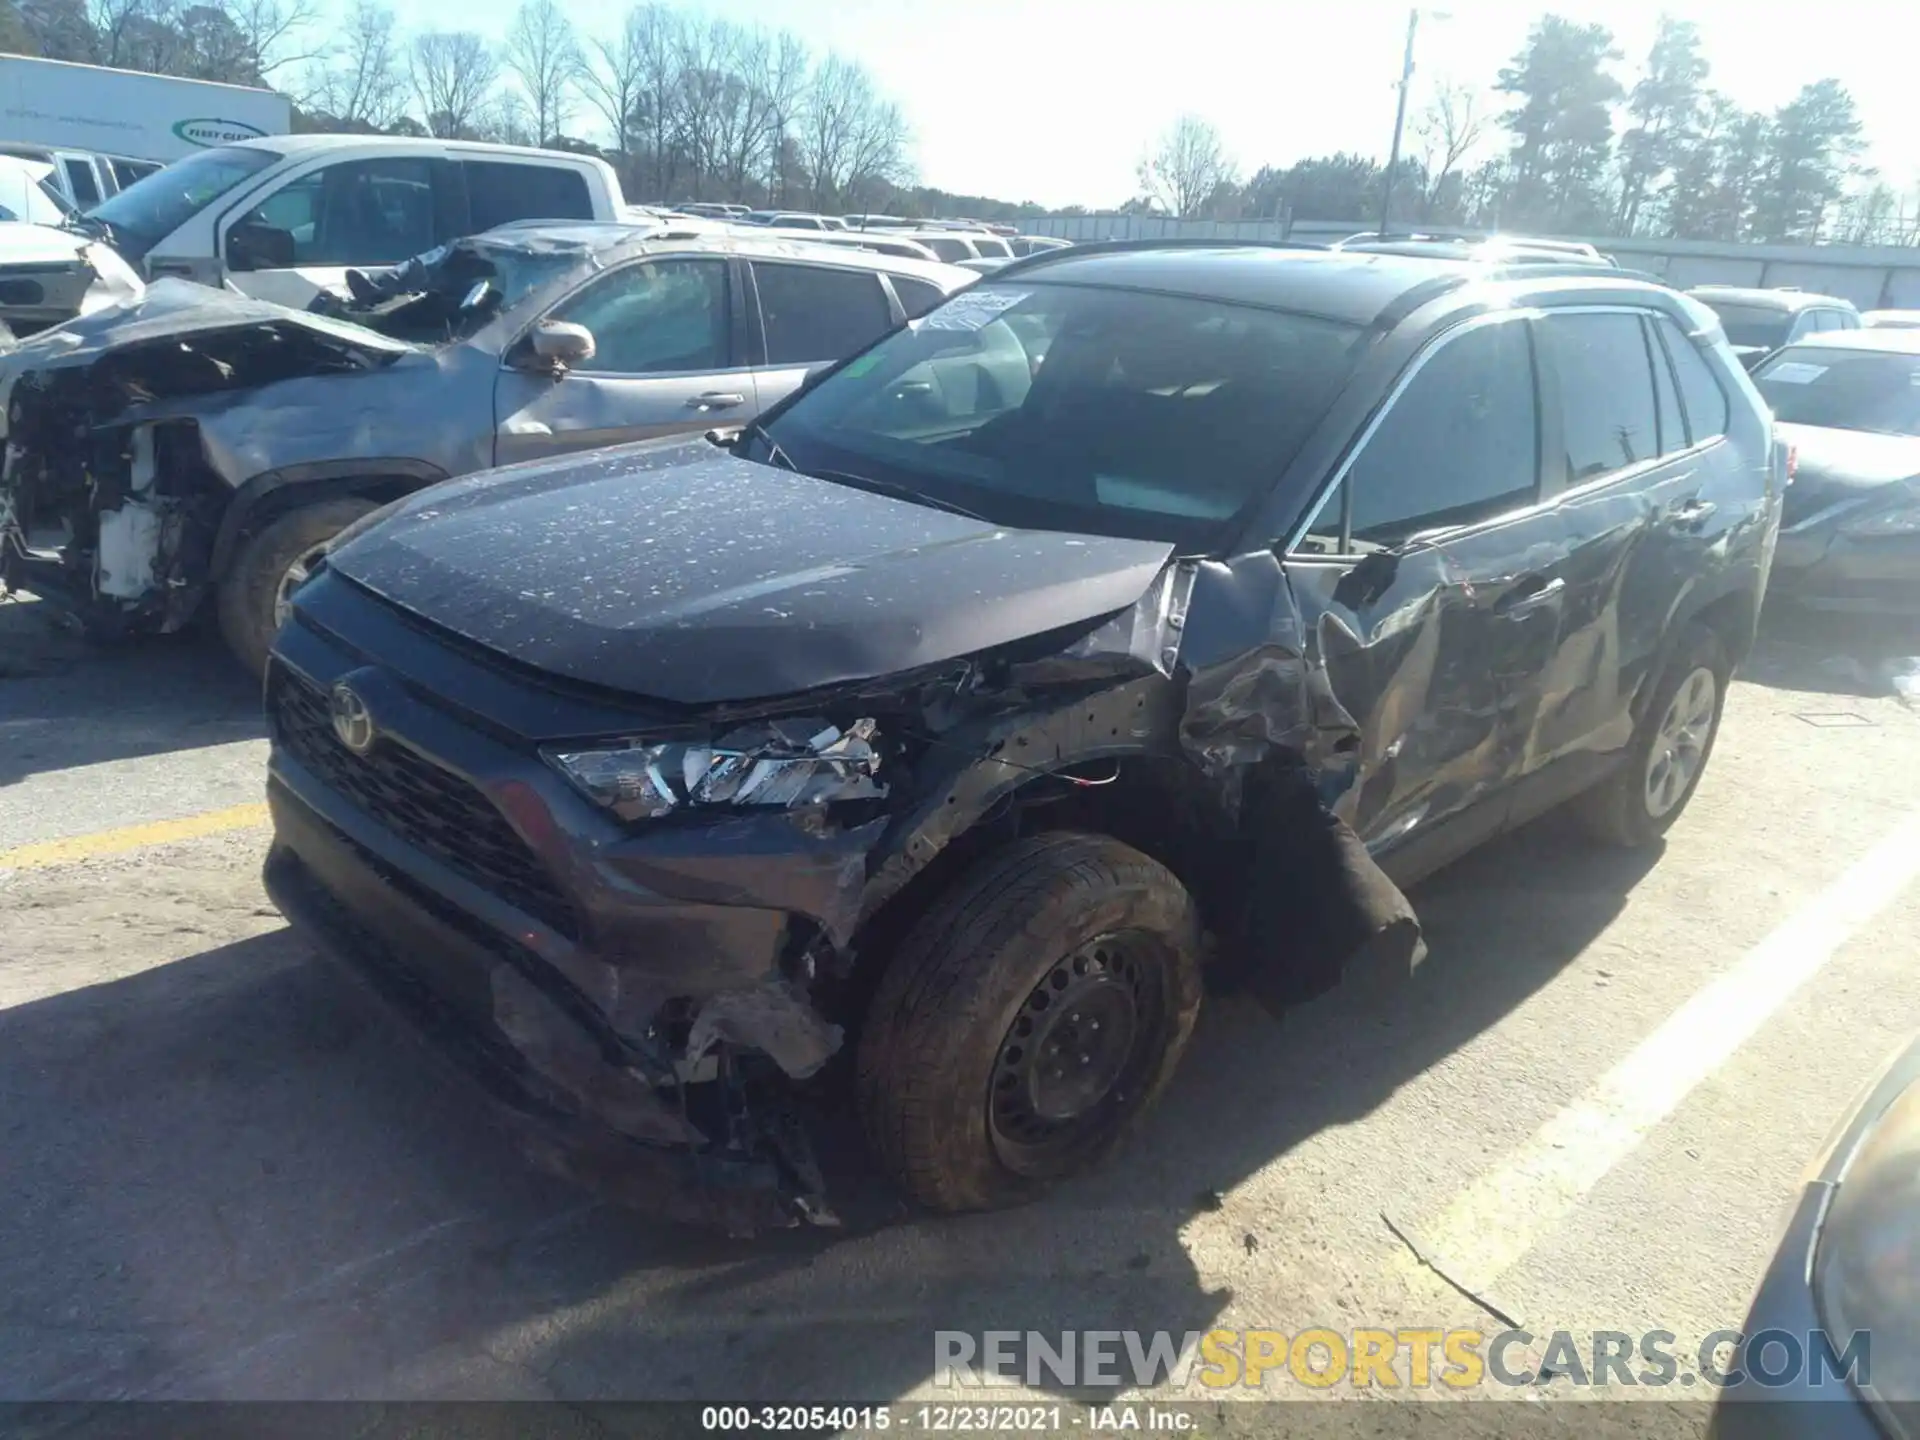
[806,467,989,521]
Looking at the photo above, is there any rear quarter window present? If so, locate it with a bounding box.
[464,162,594,230]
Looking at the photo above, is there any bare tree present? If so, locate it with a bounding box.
[221,0,321,79]
[503,0,581,145]
[1136,114,1234,217]
[409,30,498,139]
[1414,80,1486,216]
[581,4,649,166]
[798,53,907,211]
[304,0,405,129]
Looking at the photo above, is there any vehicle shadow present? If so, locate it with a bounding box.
[1,810,1655,1406]
[1738,600,1920,701]
[0,606,263,788]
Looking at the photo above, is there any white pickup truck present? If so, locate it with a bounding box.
[84,134,630,308]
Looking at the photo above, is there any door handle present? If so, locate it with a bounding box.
[686,392,746,411]
[1493,574,1565,617]
[1668,497,1718,532]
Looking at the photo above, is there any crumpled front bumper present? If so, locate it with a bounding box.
[264,783,804,1236]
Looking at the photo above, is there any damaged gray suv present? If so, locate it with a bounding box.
[0,224,972,675]
[263,243,1782,1233]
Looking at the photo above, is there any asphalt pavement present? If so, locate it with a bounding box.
[5,592,1920,1425]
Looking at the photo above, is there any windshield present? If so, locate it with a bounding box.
[89,145,279,257]
[1754,347,1920,437]
[761,282,1367,544]
[1698,300,1792,351]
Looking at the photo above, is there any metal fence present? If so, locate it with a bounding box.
[1018,215,1920,310]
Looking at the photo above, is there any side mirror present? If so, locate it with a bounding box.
[227,220,295,273]
[518,319,596,373]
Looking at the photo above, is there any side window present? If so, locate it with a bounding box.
[891,276,948,319]
[752,262,894,365]
[1541,312,1659,481]
[924,236,970,263]
[62,158,101,206]
[975,237,1012,258]
[1837,310,1861,331]
[1645,317,1685,457]
[1306,319,1539,550]
[546,258,730,375]
[234,158,436,266]
[464,162,594,230]
[1655,315,1730,444]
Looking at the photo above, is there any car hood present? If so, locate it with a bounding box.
[325,439,1177,706]
[0,276,414,378]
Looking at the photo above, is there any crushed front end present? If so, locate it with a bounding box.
[0,281,411,634]
[263,570,910,1235]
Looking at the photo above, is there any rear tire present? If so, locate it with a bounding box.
[1573,624,1729,847]
[217,499,377,680]
[857,831,1203,1213]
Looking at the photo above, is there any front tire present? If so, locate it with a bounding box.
[1573,624,1729,847]
[857,831,1203,1213]
[217,499,378,680]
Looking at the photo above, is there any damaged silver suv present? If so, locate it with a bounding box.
[262,242,1781,1233]
[0,224,972,675]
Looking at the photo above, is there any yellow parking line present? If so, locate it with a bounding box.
[0,801,271,871]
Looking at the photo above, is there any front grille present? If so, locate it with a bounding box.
[271,666,581,940]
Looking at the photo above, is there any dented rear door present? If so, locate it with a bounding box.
[1280,312,1567,885]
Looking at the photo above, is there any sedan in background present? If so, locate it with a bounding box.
[1690,286,1863,370]
[1710,1031,1920,1437]
[1863,309,1920,331]
[1756,328,1920,615]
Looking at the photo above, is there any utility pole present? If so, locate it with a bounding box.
[1378,7,1420,239]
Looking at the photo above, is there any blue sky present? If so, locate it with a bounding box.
[384,0,1920,211]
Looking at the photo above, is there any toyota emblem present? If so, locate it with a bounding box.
[329,682,376,754]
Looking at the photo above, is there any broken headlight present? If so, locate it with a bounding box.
[545,718,887,822]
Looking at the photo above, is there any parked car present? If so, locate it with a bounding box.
[78,134,629,309]
[898,229,1015,262]
[1009,235,1072,256]
[1710,1031,1920,1437]
[258,242,1780,1234]
[0,224,974,675]
[751,227,945,266]
[1689,286,1862,370]
[0,141,123,208]
[1863,309,1920,330]
[1754,327,1920,615]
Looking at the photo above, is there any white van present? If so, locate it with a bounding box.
[85,134,629,308]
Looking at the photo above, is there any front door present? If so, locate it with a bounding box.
[1281,313,1571,887]
[220,155,440,308]
[492,255,758,466]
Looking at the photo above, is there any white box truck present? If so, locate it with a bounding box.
[0,53,291,169]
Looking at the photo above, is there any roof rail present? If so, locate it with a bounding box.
[990,235,1328,279]
[1367,261,1673,331]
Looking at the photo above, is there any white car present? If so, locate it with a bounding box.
[1863,309,1920,331]
[0,155,144,336]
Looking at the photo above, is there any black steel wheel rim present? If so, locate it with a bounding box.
[986,929,1172,1177]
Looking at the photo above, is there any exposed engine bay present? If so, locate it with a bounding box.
[0,282,409,634]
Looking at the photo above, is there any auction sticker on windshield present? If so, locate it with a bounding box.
[1765,362,1828,384]
[920,289,1029,331]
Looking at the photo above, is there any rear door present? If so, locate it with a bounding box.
[1499,306,1720,823]
[492,253,757,466]
[1283,312,1565,885]
[745,259,903,409]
